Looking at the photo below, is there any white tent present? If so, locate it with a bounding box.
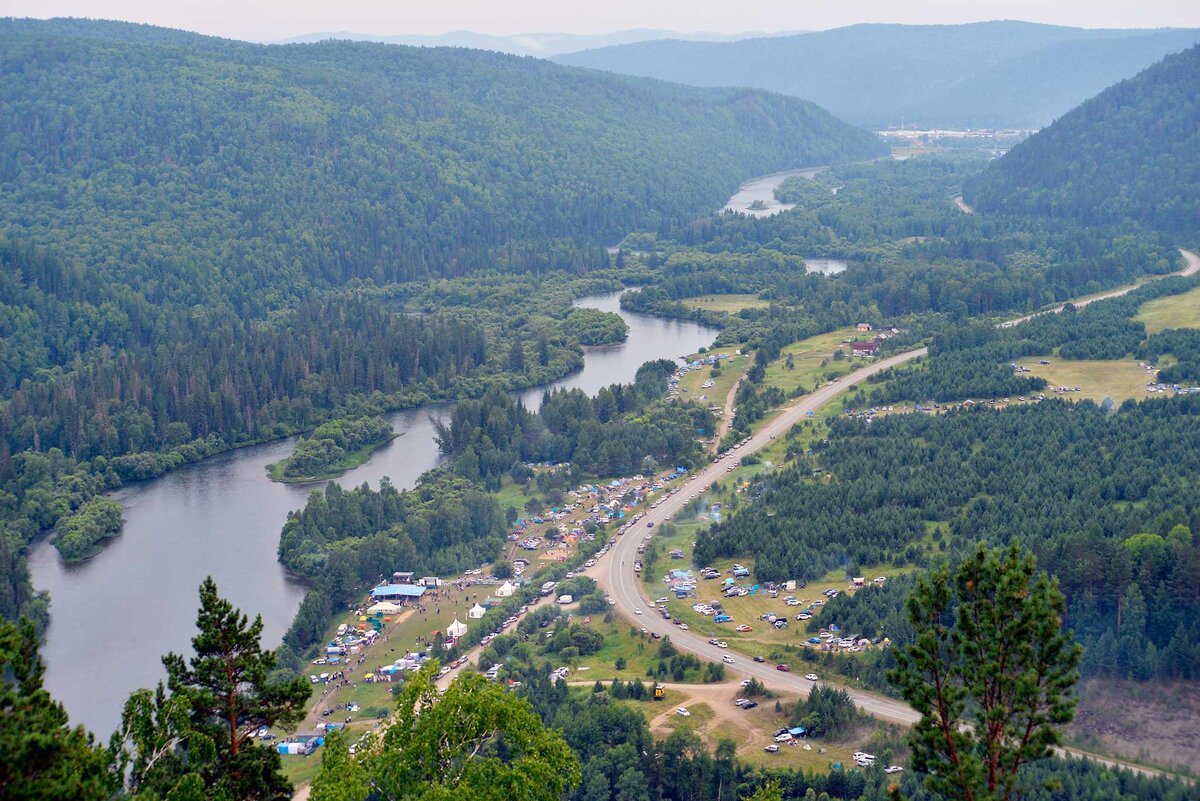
[447,618,468,638]
[368,601,403,615]
[468,603,487,619]
[496,581,515,597]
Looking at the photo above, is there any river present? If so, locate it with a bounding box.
[722,166,827,218]
[29,291,718,737]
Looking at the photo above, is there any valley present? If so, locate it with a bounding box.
[3,15,1200,801]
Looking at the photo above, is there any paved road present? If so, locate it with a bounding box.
[1000,248,1199,328]
[592,252,1200,778]
[595,347,927,728]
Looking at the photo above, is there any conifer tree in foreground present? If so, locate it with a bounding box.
[889,543,1081,801]
[111,577,309,800]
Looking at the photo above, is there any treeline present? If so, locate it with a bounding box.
[865,273,1200,403]
[0,18,883,302]
[698,398,1200,681]
[277,471,506,660]
[435,361,713,485]
[966,43,1200,237]
[622,156,1181,350]
[491,637,1190,801]
[272,416,394,480]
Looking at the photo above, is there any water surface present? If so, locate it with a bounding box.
[30,292,717,736]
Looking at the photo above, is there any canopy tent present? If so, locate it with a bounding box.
[447,618,468,638]
[367,601,403,615]
[467,603,487,619]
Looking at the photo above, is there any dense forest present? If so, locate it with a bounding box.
[863,273,1200,404]
[966,44,1200,237]
[269,416,395,481]
[435,361,713,485]
[0,17,888,631]
[0,17,884,300]
[621,156,1181,345]
[696,397,1200,682]
[555,21,1200,128]
[277,471,506,660]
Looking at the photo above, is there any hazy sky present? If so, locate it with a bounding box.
[2,0,1198,41]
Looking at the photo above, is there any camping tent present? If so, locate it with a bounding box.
[468,603,487,619]
[447,618,468,638]
[367,601,403,615]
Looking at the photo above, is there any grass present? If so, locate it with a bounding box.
[1135,284,1200,334]
[1015,357,1157,404]
[676,349,748,416]
[758,328,863,402]
[644,518,913,660]
[681,294,771,313]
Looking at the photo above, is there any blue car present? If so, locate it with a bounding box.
[807,637,821,644]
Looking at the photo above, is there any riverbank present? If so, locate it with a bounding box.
[31,290,719,736]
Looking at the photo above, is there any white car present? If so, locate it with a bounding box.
[885,766,904,774]
[634,609,642,615]
[722,655,735,664]
[677,707,690,717]
[764,744,780,753]
[716,641,728,648]
[805,673,819,681]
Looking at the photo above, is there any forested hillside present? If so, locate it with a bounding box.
[0,17,883,301]
[966,44,1200,237]
[0,18,884,627]
[555,21,1200,128]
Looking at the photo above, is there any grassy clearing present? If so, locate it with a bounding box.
[677,349,748,414]
[759,327,862,401]
[681,294,770,313]
[1135,284,1200,334]
[1016,357,1156,404]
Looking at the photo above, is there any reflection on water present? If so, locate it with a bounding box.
[30,292,717,736]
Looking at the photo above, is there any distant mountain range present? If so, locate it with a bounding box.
[270,28,804,58]
[966,43,1200,237]
[553,21,1200,129]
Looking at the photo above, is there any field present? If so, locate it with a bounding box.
[1015,357,1156,404]
[758,327,863,402]
[676,348,748,418]
[642,514,911,660]
[1067,679,1200,776]
[625,682,886,772]
[680,294,770,313]
[1135,284,1200,334]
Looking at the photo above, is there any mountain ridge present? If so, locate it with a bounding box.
[553,21,1200,128]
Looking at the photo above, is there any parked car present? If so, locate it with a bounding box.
[776,664,791,672]
[764,744,780,753]
[804,673,819,681]
[677,707,690,717]
[885,766,904,774]
[753,655,766,663]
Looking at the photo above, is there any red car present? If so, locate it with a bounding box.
[776,664,791,672]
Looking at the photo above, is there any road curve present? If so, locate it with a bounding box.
[595,346,927,728]
[999,248,1199,329]
[592,252,1200,778]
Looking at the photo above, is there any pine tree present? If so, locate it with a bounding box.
[889,543,1081,801]
[0,619,111,800]
[160,577,310,800]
